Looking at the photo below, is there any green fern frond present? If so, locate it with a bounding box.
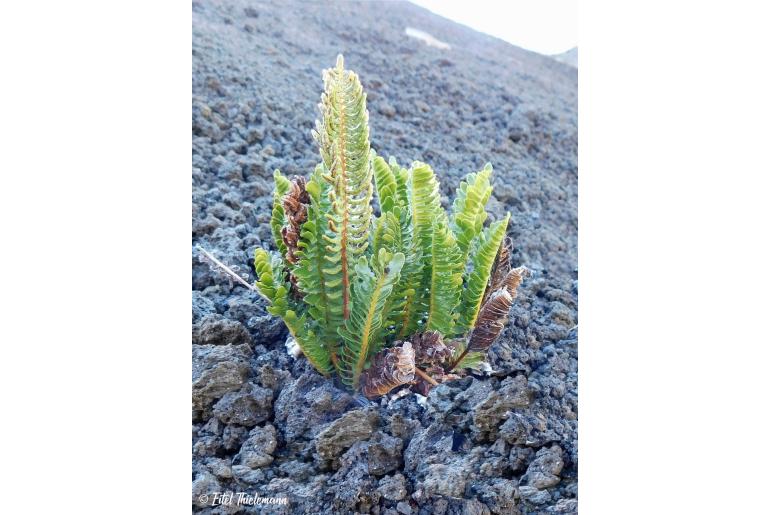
[455,213,511,332]
[373,154,399,214]
[313,54,373,321]
[338,249,405,389]
[389,157,410,209]
[254,249,332,375]
[371,209,402,258]
[450,164,493,265]
[293,165,344,366]
[373,207,416,342]
[425,217,464,335]
[398,161,442,336]
[270,169,291,256]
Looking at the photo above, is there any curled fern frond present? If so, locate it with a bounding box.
[409,331,453,367]
[360,342,415,399]
[281,176,310,265]
[467,266,528,352]
[484,236,513,306]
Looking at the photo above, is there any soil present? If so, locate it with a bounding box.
[192,1,577,513]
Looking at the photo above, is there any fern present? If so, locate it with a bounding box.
[313,54,372,321]
[270,169,291,256]
[425,217,464,335]
[254,249,332,375]
[239,56,528,396]
[338,249,405,388]
[455,213,511,333]
[293,164,344,368]
[397,161,442,337]
[451,164,493,264]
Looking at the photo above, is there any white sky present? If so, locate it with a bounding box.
[409,0,577,55]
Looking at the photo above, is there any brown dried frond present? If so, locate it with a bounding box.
[482,237,512,306]
[409,331,453,366]
[280,176,310,265]
[412,365,462,396]
[360,342,416,398]
[468,266,528,352]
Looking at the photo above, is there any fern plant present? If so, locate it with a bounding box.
[253,55,527,397]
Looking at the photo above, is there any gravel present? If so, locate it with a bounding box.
[192,0,577,513]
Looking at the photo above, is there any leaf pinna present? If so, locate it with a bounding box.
[252,55,527,396]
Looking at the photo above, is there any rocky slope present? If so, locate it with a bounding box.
[551,48,578,68]
[193,1,577,513]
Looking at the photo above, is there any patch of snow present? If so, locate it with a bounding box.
[405,27,451,50]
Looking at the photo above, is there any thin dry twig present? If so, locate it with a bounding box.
[196,245,270,302]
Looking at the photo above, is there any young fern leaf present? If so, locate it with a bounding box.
[293,165,344,368]
[389,157,410,209]
[338,249,405,389]
[450,164,493,265]
[373,207,417,343]
[398,162,442,337]
[270,170,292,256]
[254,249,332,375]
[455,213,511,333]
[425,217,464,335]
[313,54,373,320]
[373,154,399,214]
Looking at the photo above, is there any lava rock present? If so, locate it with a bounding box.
[316,409,380,460]
[235,424,277,468]
[421,463,467,498]
[273,372,353,444]
[473,375,531,438]
[378,473,408,501]
[521,445,564,489]
[212,382,273,426]
[193,314,252,346]
[192,343,251,416]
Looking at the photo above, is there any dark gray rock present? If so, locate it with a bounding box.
[420,463,467,498]
[473,375,531,439]
[273,372,353,447]
[378,473,408,501]
[316,409,380,460]
[235,424,277,469]
[212,382,272,426]
[192,314,252,346]
[519,485,551,505]
[221,424,249,452]
[192,343,251,417]
[474,478,519,514]
[191,470,220,508]
[521,445,563,489]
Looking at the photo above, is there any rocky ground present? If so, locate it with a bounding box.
[192,1,577,513]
